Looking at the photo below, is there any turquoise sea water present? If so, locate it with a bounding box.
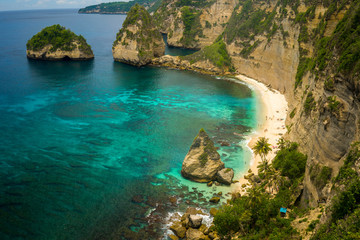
[0,9,259,239]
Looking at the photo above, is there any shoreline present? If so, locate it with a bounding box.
[232,74,288,192]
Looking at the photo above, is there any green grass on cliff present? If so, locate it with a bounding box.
[224,0,276,43]
[295,0,360,88]
[113,4,162,50]
[181,39,234,71]
[311,143,360,240]
[180,6,202,47]
[26,24,92,54]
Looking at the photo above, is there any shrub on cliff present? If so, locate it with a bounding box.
[273,143,307,181]
[26,24,92,54]
[181,38,234,72]
[214,187,298,239]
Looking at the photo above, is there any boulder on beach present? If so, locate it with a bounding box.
[216,168,234,185]
[181,129,225,182]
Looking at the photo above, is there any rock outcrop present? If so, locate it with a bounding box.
[26,24,94,60]
[154,0,237,49]
[181,129,225,182]
[112,4,165,66]
[151,54,225,74]
[169,207,218,240]
[216,168,234,185]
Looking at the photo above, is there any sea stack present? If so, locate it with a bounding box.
[112,4,165,66]
[181,129,229,183]
[26,24,94,60]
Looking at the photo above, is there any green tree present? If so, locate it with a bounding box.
[253,137,272,172]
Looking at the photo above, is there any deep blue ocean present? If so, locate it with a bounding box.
[0,9,259,239]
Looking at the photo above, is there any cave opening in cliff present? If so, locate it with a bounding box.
[62,56,71,61]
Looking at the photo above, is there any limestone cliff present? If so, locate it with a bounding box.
[160,0,360,210]
[181,129,225,183]
[112,4,165,66]
[153,0,237,49]
[26,24,94,60]
[217,0,360,209]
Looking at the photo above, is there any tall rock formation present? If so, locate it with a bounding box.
[112,4,165,66]
[26,24,94,60]
[181,129,225,183]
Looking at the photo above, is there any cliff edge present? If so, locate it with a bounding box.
[112,4,165,66]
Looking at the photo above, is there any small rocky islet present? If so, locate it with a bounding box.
[26,24,94,61]
[181,128,234,185]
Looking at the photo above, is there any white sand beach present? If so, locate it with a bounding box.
[233,74,288,192]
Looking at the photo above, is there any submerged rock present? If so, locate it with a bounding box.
[181,129,225,182]
[209,197,220,203]
[216,168,234,185]
[26,24,94,60]
[112,4,165,66]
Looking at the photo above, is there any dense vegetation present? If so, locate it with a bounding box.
[214,141,306,239]
[224,0,276,43]
[181,39,234,71]
[180,6,202,46]
[294,0,360,89]
[113,4,161,49]
[273,143,307,181]
[26,24,92,54]
[78,0,161,14]
[311,143,360,239]
[176,0,215,8]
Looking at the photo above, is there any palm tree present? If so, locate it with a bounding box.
[253,137,272,172]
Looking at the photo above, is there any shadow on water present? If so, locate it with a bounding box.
[111,61,162,91]
[162,34,198,56]
[27,58,94,87]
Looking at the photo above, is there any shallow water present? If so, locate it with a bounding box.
[0,9,259,239]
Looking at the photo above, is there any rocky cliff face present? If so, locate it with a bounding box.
[181,129,225,183]
[27,43,94,60]
[112,4,165,66]
[154,0,237,49]
[220,0,360,208]
[160,0,360,209]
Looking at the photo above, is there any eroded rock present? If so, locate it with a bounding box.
[216,168,234,185]
[112,4,165,66]
[181,129,225,182]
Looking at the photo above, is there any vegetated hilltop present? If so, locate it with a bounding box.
[78,0,162,14]
[112,4,165,66]
[26,24,94,60]
[150,0,360,239]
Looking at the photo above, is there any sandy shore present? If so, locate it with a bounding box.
[233,74,288,192]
